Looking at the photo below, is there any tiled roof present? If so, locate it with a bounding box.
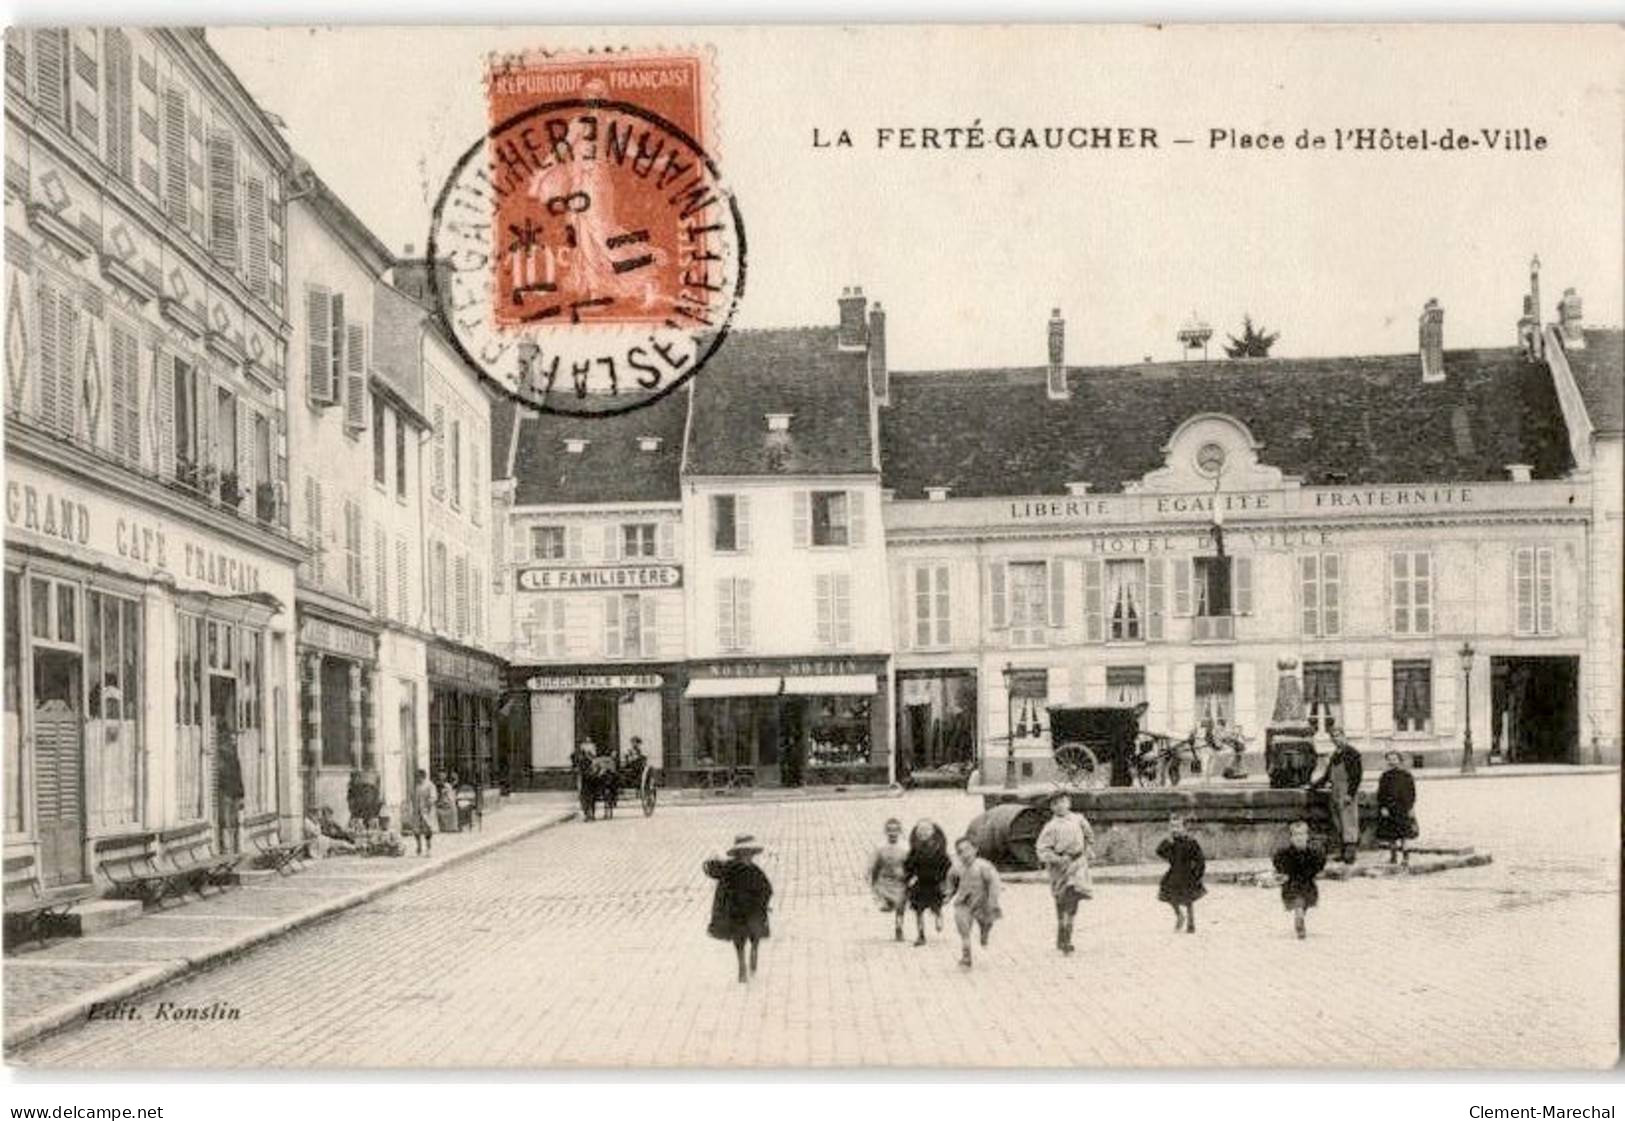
[510,389,688,506]
[1561,329,1624,435]
[880,348,1575,498]
[684,328,877,477]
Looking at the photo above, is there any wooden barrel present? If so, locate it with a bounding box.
[967,802,1049,870]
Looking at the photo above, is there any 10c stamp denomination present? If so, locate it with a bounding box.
[428,50,745,417]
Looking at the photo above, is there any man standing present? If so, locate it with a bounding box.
[215,719,245,855]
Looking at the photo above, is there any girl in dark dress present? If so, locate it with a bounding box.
[1272,820,1328,940]
[1156,812,1207,933]
[1375,751,1419,864]
[704,834,774,983]
[902,819,951,946]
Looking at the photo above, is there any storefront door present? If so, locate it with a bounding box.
[33,648,86,886]
[1492,656,1580,763]
[211,676,240,852]
[578,693,618,756]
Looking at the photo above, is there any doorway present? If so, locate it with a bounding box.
[211,675,240,852]
[33,648,86,886]
[1492,656,1580,764]
[576,693,618,756]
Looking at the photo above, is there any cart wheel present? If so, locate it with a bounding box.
[641,770,658,817]
[1053,743,1103,789]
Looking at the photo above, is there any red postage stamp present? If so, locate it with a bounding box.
[428,47,744,417]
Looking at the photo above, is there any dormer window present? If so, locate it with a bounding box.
[637,435,663,453]
[564,437,589,454]
[766,413,793,433]
[1065,481,1091,497]
[925,486,951,502]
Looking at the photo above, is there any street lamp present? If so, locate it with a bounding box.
[1458,641,1476,775]
[1001,662,1016,789]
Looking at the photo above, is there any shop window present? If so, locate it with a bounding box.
[1391,551,1433,635]
[810,490,849,547]
[1304,660,1342,734]
[86,590,142,830]
[320,656,354,767]
[175,612,206,820]
[1007,561,1049,648]
[808,695,873,768]
[1393,660,1433,733]
[531,525,566,561]
[238,628,269,815]
[898,671,977,771]
[693,697,756,769]
[622,523,658,559]
[1107,560,1145,641]
[1106,665,1146,707]
[1514,546,1555,636]
[1195,663,1234,728]
[912,565,950,648]
[1301,553,1342,638]
[4,570,22,833]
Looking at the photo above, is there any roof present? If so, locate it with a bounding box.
[1561,328,1624,435]
[684,327,876,477]
[370,284,429,421]
[880,348,1575,498]
[510,389,689,506]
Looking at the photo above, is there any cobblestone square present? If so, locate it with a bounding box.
[11,773,1616,1070]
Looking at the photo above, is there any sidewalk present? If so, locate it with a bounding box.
[3,794,577,1054]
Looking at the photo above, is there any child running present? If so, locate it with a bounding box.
[704,833,774,983]
[1034,790,1093,955]
[1156,812,1207,933]
[903,819,951,946]
[1271,819,1327,940]
[868,817,910,941]
[946,836,1002,969]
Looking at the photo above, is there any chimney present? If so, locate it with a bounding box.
[925,486,951,502]
[1047,308,1068,400]
[1065,481,1091,496]
[1506,464,1533,483]
[837,286,867,350]
[1419,298,1445,383]
[1518,293,1538,359]
[1558,287,1585,350]
[563,437,589,455]
[1528,255,1544,359]
[636,435,663,453]
[868,302,888,404]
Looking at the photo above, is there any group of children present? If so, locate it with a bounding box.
[703,775,1416,980]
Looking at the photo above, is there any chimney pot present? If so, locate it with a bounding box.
[925,486,951,502]
[1558,287,1586,350]
[765,412,793,433]
[837,287,868,350]
[1419,298,1445,383]
[1047,309,1068,400]
[1065,481,1091,496]
[1506,464,1533,483]
[563,437,590,454]
[636,435,663,453]
[868,302,889,404]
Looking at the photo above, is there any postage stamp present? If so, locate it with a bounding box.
[427,48,745,416]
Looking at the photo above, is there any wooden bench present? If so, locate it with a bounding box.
[159,823,240,897]
[98,832,177,908]
[4,855,95,949]
[245,812,305,875]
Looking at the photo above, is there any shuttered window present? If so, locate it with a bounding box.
[244,176,269,297]
[717,577,752,652]
[107,320,141,464]
[1301,553,1342,637]
[913,565,950,648]
[815,572,853,647]
[32,30,68,127]
[35,276,78,439]
[527,599,567,659]
[454,554,469,636]
[374,526,387,619]
[344,500,364,601]
[395,537,410,622]
[432,405,446,499]
[344,323,368,431]
[160,85,188,226]
[206,129,239,266]
[1514,546,1556,636]
[305,286,335,405]
[102,29,133,180]
[1391,551,1433,635]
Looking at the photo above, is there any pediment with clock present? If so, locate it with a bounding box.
[1127,412,1297,494]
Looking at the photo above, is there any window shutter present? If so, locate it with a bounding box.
[603,524,621,562]
[1082,558,1103,642]
[934,565,951,647]
[395,537,409,621]
[658,520,675,560]
[512,526,530,563]
[792,490,810,547]
[641,593,658,657]
[344,324,367,431]
[603,594,621,658]
[1513,546,1533,635]
[1172,558,1192,616]
[895,568,913,652]
[104,30,133,180]
[1233,556,1253,615]
[1300,554,1319,637]
[312,478,326,584]
[1146,558,1166,641]
[736,494,751,553]
[244,176,268,297]
[153,351,174,479]
[160,85,187,225]
[551,600,568,659]
[33,29,68,126]
[306,286,332,405]
[716,578,735,650]
[329,292,345,402]
[566,525,583,560]
[1049,558,1066,628]
[1536,547,1555,634]
[373,527,386,616]
[206,129,239,267]
[989,561,1007,629]
[815,573,833,646]
[1322,553,1341,637]
[1367,659,1394,734]
[848,489,867,546]
[735,578,752,649]
[1413,552,1432,634]
[236,399,253,493]
[835,573,853,646]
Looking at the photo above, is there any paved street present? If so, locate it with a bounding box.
[12,774,1617,1070]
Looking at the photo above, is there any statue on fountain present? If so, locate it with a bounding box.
[1265,657,1318,789]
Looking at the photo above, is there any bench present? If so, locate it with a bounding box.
[98,832,177,908]
[4,855,96,949]
[245,812,305,876]
[159,823,241,898]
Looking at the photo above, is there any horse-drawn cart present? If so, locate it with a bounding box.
[575,754,660,819]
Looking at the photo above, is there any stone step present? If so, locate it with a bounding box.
[63,898,144,936]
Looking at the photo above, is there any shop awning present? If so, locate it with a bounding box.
[781,674,876,696]
[686,677,782,698]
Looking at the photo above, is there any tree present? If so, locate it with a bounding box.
[1224,314,1280,359]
